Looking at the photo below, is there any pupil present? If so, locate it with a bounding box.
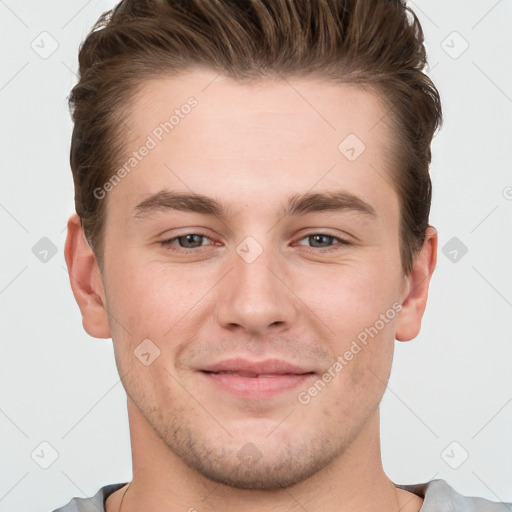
[312,235,330,247]
[182,234,202,248]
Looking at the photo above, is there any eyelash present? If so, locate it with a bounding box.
[160,232,351,254]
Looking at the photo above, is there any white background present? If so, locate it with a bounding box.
[0,1,511,510]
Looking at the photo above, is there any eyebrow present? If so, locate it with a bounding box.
[133,189,377,219]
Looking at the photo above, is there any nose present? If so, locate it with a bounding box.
[215,243,298,337]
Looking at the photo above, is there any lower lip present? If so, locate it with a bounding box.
[200,371,314,399]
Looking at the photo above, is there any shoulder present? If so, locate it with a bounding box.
[396,479,512,511]
[51,483,127,512]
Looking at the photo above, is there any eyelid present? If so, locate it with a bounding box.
[158,225,216,240]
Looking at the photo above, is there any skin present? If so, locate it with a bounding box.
[65,69,436,512]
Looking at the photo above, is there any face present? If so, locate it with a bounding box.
[92,70,411,489]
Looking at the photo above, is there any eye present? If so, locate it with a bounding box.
[160,232,214,253]
[159,232,351,255]
[296,233,350,252]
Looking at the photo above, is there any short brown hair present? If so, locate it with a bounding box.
[68,0,442,274]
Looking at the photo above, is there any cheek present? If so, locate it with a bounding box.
[310,269,399,406]
[332,325,395,419]
[104,259,214,378]
[303,262,401,333]
[106,259,196,323]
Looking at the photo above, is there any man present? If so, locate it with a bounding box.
[57,0,510,510]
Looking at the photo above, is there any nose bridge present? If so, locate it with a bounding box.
[215,238,296,334]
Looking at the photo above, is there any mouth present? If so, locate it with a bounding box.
[202,370,312,378]
[198,358,315,399]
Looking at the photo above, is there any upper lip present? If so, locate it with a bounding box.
[200,358,313,375]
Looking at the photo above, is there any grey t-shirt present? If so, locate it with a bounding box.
[52,479,511,511]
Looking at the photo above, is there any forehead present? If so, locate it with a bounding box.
[128,70,390,160]
[108,69,398,225]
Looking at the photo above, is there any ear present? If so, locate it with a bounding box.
[64,214,111,339]
[395,226,437,342]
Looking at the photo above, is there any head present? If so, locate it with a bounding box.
[65,0,440,491]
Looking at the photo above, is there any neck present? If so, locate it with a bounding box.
[116,399,405,512]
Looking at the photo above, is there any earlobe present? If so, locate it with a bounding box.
[64,214,111,339]
[395,226,438,342]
